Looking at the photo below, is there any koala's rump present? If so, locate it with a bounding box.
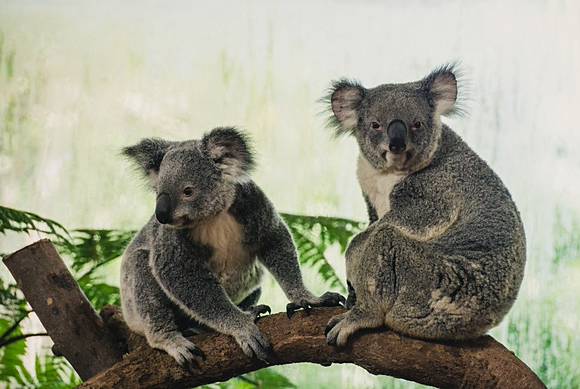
[347,215,524,339]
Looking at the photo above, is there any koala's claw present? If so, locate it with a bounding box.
[325,313,349,347]
[325,310,381,348]
[247,304,272,321]
[318,291,347,307]
[324,313,345,338]
[286,291,347,319]
[169,338,205,373]
[286,300,312,319]
[235,326,273,363]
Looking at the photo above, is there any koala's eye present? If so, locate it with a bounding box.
[411,120,422,130]
[371,121,381,130]
[183,187,194,197]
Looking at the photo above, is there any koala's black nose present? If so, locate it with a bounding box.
[387,120,407,154]
[155,193,172,224]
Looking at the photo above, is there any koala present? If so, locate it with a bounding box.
[120,127,344,369]
[323,65,526,347]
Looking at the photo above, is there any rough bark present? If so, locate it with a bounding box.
[82,307,545,389]
[2,239,123,380]
[3,240,545,388]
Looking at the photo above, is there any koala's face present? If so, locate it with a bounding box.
[154,143,236,227]
[327,65,460,173]
[123,128,254,227]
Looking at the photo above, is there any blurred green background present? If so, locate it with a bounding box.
[0,0,579,388]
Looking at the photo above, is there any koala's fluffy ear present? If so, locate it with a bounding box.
[201,127,255,183]
[326,79,365,135]
[122,138,173,188]
[421,64,460,117]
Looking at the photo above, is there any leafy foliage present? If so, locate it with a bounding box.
[0,354,81,389]
[56,229,135,278]
[203,369,296,389]
[0,317,32,387]
[0,278,32,386]
[0,205,362,387]
[282,213,364,291]
[28,356,82,389]
[0,205,70,247]
[242,369,297,388]
[0,278,28,320]
[0,207,81,388]
[552,209,580,267]
[55,229,135,310]
[507,301,580,389]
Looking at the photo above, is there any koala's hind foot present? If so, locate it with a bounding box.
[286,291,346,318]
[146,330,205,372]
[325,306,384,347]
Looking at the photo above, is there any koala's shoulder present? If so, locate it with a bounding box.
[392,127,472,199]
[228,182,276,230]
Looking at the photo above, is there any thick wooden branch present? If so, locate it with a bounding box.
[2,239,123,380]
[3,240,545,388]
[82,307,545,389]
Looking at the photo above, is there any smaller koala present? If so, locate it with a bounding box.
[323,65,526,346]
[120,127,344,370]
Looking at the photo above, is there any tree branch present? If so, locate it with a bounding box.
[0,332,48,348]
[81,307,545,389]
[3,240,545,389]
[2,239,123,380]
[0,311,32,341]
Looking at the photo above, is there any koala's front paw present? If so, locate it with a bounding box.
[318,291,347,307]
[164,336,205,373]
[286,291,346,318]
[233,322,272,363]
[245,304,272,321]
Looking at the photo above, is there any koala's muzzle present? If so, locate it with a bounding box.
[387,120,407,154]
[155,193,173,224]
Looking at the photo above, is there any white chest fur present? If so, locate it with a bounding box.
[190,211,253,275]
[356,155,405,218]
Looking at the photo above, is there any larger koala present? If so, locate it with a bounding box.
[120,127,344,369]
[324,65,526,346]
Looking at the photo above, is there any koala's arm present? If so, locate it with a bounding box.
[150,231,255,335]
[384,182,461,241]
[228,183,311,301]
[257,210,346,312]
[257,217,317,302]
[230,182,344,310]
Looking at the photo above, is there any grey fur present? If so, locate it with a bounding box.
[120,127,344,368]
[323,65,526,347]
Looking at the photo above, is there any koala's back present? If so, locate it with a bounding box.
[405,126,525,256]
[377,127,526,338]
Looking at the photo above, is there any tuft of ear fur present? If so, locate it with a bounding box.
[201,127,255,183]
[122,138,173,188]
[322,79,366,136]
[421,63,466,117]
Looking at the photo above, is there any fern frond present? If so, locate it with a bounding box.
[282,214,364,292]
[0,205,71,244]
